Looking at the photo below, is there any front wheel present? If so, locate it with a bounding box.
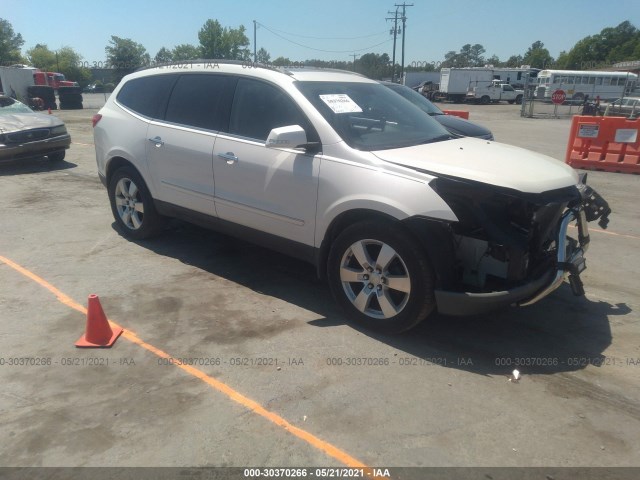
[108,166,165,239]
[327,221,435,333]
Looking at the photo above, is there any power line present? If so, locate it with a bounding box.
[258,23,392,54]
[256,22,388,40]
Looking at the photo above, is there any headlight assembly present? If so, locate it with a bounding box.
[49,125,68,136]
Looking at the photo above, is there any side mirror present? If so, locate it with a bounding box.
[266,125,313,150]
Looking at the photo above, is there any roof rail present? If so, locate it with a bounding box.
[133,59,282,73]
[279,66,368,78]
[132,60,371,81]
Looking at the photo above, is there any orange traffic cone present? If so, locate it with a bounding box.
[75,294,123,348]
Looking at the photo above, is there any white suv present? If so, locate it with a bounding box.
[93,61,610,333]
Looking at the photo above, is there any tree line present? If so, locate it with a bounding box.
[422,21,640,72]
[0,17,638,85]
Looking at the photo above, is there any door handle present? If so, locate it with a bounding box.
[218,152,238,165]
[148,136,164,147]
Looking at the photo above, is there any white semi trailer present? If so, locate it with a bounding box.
[0,66,36,102]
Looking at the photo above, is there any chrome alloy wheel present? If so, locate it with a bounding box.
[339,239,411,319]
[114,177,144,230]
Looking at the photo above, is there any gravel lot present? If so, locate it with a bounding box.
[1,96,639,478]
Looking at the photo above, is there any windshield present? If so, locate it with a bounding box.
[384,83,443,116]
[295,81,450,151]
[0,97,33,114]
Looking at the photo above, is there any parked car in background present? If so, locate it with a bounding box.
[600,97,640,117]
[0,95,70,163]
[383,81,494,140]
[83,83,106,93]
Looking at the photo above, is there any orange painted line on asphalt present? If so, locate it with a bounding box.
[568,225,640,240]
[0,255,87,314]
[0,254,387,477]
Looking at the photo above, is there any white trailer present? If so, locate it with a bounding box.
[439,68,493,102]
[437,67,532,102]
[0,66,35,102]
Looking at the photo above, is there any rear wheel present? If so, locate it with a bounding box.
[480,95,490,105]
[108,166,165,239]
[327,221,435,334]
[515,95,523,105]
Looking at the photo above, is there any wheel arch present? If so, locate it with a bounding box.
[106,156,145,189]
[316,210,457,290]
[402,216,457,291]
[316,209,400,280]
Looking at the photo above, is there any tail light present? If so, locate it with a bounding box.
[92,114,102,128]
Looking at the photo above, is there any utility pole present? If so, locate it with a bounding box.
[386,7,400,82]
[253,20,257,63]
[350,53,360,72]
[395,2,413,84]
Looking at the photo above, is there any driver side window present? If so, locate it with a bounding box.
[229,78,312,142]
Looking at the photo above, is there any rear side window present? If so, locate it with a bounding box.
[164,74,236,131]
[116,75,176,119]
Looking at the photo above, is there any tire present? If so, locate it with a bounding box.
[108,166,165,239]
[327,221,435,334]
[480,95,490,105]
[43,99,57,110]
[58,93,83,103]
[27,85,55,102]
[515,95,523,105]
[58,86,82,95]
[60,101,83,110]
[47,151,65,162]
[507,100,515,104]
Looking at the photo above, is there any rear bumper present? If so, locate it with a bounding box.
[435,208,587,316]
[0,134,71,163]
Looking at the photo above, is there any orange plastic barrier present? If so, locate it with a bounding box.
[565,115,640,174]
[442,110,469,120]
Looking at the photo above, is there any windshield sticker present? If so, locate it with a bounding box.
[319,94,363,114]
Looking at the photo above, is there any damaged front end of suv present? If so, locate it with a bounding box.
[420,172,611,315]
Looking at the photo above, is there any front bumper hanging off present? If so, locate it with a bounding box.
[434,183,611,316]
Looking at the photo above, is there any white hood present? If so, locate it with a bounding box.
[372,137,579,193]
